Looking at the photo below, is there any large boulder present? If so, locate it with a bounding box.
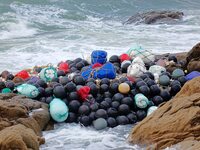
[0,93,51,150]
[186,42,200,72]
[124,11,184,24]
[128,77,200,149]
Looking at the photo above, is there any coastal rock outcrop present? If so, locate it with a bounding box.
[124,11,184,25]
[186,42,200,72]
[0,93,51,150]
[128,77,200,149]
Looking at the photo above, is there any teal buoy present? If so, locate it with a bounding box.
[147,106,158,116]
[16,84,39,98]
[172,69,185,79]
[49,98,69,122]
[1,88,12,93]
[39,66,57,82]
[159,75,170,86]
[134,93,149,109]
[93,118,107,130]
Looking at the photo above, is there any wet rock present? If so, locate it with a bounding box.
[0,93,51,149]
[124,11,184,25]
[128,77,200,149]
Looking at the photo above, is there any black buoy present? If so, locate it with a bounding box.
[111,101,120,109]
[136,110,147,121]
[139,85,150,96]
[109,55,120,63]
[100,78,110,85]
[36,79,47,88]
[45,96,53,104]
[59,77,70,86]
[140,74,149,80]
[53,86,67,99]
[150,85,161,96]
[107,117,117,128]
[64,82,76,92]
[95,109,108,119]
[69,100,81,113]
[170,84,181,96]
[73,76,85,85]
[100,84,109,93]
[74,58,82,64]
[5,81,15,90]
[104,97,112,104]
[116,116,129,125]
[7,74,14,80]
[170,80,181,86]
[89,84,98,96]
[38,87,46,98]
[121,97,133,106]
[90,103,99,112]
[89,112,96,121]
[107,107,118,117]
[109,82,119,94]
[57,70,65,77]
[100,101,110,110]
[168,55,177,63]
[130,89,139,97]
[118,104,130,115]
[78,105,90,115]
[119,77,128,83]
[178,76,187,86]
[76,61,85,70]
[45,87,53,97]
[62,98,69,105]
[87,78,96,83]
[68,92,79,101]
[65,112,77,123]
[152,95,164,106]
[127,113,137,124]
[112,93,124,102]
[146,79,156,87]
[160,90,171,101]
[79,115,91,126]
[136,81,147,89]
[51,77,59,83]
[95,94,103,103]
[103,92,112,98]
[144,72,155,80]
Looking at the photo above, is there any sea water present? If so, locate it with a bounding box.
[0,0,200,149]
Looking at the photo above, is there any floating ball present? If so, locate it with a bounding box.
[112,93,124,102]
[38,87,46,97]
[100,78,110,85]
[51,77,59,83]
[100,101,110,110]
[161,72,171,78]
[59,77,70,86]
[0,82,6,90]
[5,81,15,90]
[64,82,76,92]
[89,112,96,121]
[134,94,149,109]
[147,106,158,116]
[159,75,170,86]
[127,113,137,124]
[118,83,130,94]
[150,85,161,95]
[170,84,181,96]
[136,81,147,89]
[107,107,118,117]
[170,80,181,86]
[152,96,164,106]
[136,110,147,121]
[121,60,131,73]
[73,76,85,85]
[90,103,99,112]
[69,100,81,113]
[121,97,133,106]
[118,104,130,115]
[57,70,65,77]
[100,84,109,93]
[7,74,14,80]
[103,92,112,98]
[111,101,120,109]
[119,77,128,83]
[45,96,53,104]
[168,55,177,63]
[68,92,79,101]
[65,112,77,123]
[116,116,129,125]
[76,61,85,70]
[109,55,120,63]
[89,84,98,96]
[1,88,12,93]
[109,82,119,94]
[140,74,149,80]
[45,87,53,97]
[107,117,117,128]
[172,69,185,79]
[104,97,112,104]
[93,118,107,130]
[130,89,139,97]
[178,76,187,86]
[49,98,69,122]
[78,105,90,115]
[95,109,108,119]
[160,90,171,101]
[53,86,67,99]
[144,72,155,80]
[79,116,91,126]
[139,85,150,96]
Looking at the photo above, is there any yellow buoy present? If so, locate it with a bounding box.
[118,83,130,94]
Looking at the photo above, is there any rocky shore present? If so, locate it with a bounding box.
[0,94,51,149]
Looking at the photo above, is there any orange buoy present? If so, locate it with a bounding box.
[118,83,130,94]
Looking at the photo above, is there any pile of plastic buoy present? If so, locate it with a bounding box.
[0,46,198,130]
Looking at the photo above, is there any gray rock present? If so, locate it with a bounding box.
[124,11,184,25]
